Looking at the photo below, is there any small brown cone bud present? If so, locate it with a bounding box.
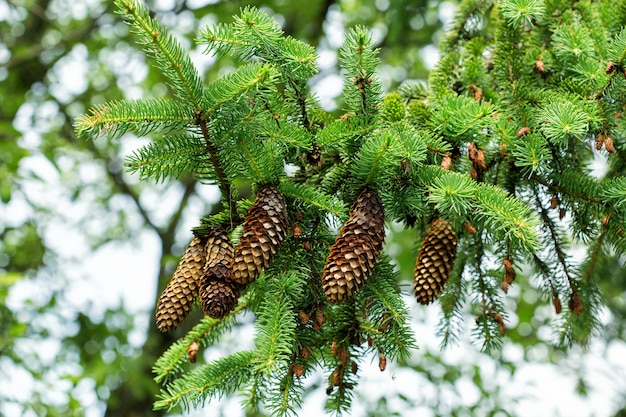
[475,149,487,170]
[331,341,339,357]
[293,364,304,378]
[602,214,610,226]
[314,307,324,330]
[604,135,615,153]
[553,294,562,314]
[502,258,516,293]
[474,88,483,101]
[300,347,310,360]
[606,61,616,74]
[499,142,507,157]
[470,166,478,180]
[569,289,583,316]
[293,223,302,238]
[339,349,349,366]
[468,142,478,162]
[559,207,566,220]
[516,127,531,137]
[200,229,240,319]
[233,186,288,285]
[378,314,391,332]
[298,310,311,325]
[464,222,477,235]
[351,361,358,374]
[322,188,385,303]
[156,237,205,333]
[493,313,506,336]
[535,55,545,74]
[379,355,387,372]
[440,154,452,170]
[414,218,458,305]
[332,368,341,386]
[550,195,559,210]
[596,134,605,151]
[187,341,199,363]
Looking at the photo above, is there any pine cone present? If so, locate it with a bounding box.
[322,188,385,303]
[413,218,457,305]
[233,186,288,285]
[200,229,240,319]
[156,237,205,333]
[200,276,240,319]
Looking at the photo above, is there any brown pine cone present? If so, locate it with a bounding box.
[200,276,240,319]
[322,188,385,303]
[233,186,288,285]
[155,237,205,333]
[200,229,240,319]
[413,218,457,305]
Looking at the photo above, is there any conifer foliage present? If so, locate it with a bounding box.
[75,0,626,414]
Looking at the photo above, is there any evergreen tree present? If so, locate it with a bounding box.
[75,0,626,414]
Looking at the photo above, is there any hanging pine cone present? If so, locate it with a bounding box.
[200,277,240,319]
[233,186,288,285]
[322,188,385,303]
[155,237,205,333]
[200,228,240,319]
[413,218,457,305]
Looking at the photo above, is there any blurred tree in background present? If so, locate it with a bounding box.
[1,0,625,416]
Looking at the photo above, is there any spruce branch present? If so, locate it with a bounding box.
[474,183,539,252]
[583,230,606,283]
[263,121,314,151]
[114,0,205,110]
[600,177,626,208]
[533,189,576,284]
[278,181,348,219]
[500,0,545,29]
[353,129,401,185]
[316,115,378,149]
[252,283,297,375]
[154,350,256,411]
[125,134,208,183]
[538,100,589,146]
[470,235,506,352]
[74,98,194,140]
[339,26,382,116]
[437,252,468,349]
[438,0,494,52]
[360,259,417,361]
[199,22,251,58]
[203,62,280,115]
[427,170,478,217]
[197,117,233,213]
[152,299,247,384]
[531,174,604,205]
